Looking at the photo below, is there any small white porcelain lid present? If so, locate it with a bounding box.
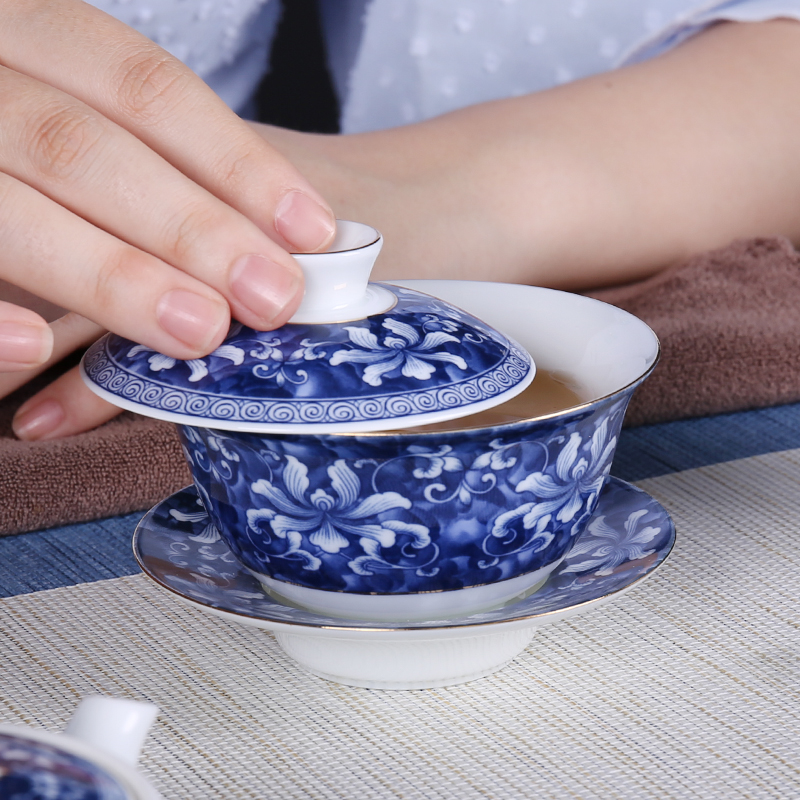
[81,222,534,434]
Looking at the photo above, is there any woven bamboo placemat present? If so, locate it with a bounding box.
[1,450,799,799]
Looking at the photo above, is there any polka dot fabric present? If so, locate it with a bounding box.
[87,0,800,126]
[339,0,800,132]
[88,0,280,114]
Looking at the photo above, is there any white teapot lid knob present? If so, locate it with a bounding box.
[64,696,158,767]
[289,220,395,323]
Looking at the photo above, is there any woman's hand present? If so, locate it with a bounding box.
[0,0,336,439]
[15,16,800,441]
[1,312,116,440]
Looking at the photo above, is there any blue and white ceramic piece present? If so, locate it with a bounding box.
[0,733,129,800]
[81,228,660,622]
[134,478,674,689]
[171,277,659,620]
[0,698,161,800]
[81,222,533,434]
[135,478,675,629]
[177,391,629,619]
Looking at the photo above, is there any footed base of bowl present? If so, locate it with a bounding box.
[274,627,537,689]
[255,560,562,623]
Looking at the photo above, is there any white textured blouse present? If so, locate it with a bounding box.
[91,0,800,131]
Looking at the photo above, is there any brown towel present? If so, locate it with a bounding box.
[2,236,800,536]
[589,237,800,426]
[0,402,190,537]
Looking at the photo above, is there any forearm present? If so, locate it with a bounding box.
[256,19,800,289]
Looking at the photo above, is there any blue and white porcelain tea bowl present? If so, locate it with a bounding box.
[81,222,659,622]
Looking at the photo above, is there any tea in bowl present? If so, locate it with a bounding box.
[81,222,658,622]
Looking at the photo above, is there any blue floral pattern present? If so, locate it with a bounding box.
[176,393,632,595]
[484,415,617,567]
[560,507,663,576]
[250,457,431,570]
[133,477,675,630]
[81,286,531,429]
[329,319,468,386]
[0,733,128,800]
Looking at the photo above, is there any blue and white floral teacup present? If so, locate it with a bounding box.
[175,281,659,621]
[81,221,658,621]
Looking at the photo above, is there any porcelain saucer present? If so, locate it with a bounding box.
[134,478,674,690]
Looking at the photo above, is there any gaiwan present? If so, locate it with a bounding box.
[81,221,658,622]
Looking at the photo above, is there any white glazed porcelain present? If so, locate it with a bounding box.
[0,697,160,799]
[258,566,552,622]
[288,220,396,323]
[393,279,658,402]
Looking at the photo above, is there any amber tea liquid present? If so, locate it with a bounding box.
[402,369,586,433]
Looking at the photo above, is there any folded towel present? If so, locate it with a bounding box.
[0,381,190,536]
[2,236,799,535]
[588,237,800,426]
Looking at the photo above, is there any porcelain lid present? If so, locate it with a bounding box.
[81,222,534,433]
[0,731,134,800]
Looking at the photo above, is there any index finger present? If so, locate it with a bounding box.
[1,0,336,254]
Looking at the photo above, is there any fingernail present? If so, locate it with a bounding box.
[274,191,335,252]
[156,290,227,351]
[0,321,53,367]
[13,398,65,441]
[230,254,302,326]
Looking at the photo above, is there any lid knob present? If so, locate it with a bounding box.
[64,696,158,766]
[288,220,396,324]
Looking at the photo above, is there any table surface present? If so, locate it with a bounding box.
[2,402,799,799]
